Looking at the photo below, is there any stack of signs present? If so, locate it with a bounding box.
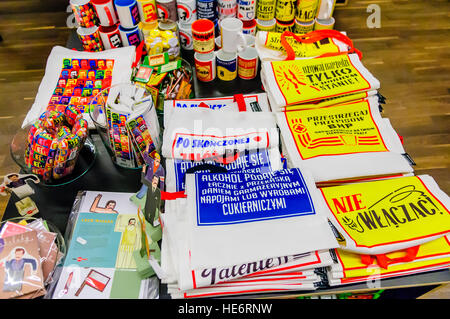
[275,97,414,185]
[162,93,272,128]
[22,46,136,129]
[161,107,282,192]
[50,191,160,299]
[104,84,161,168]
[318,175,450,286]
[260,53,380,112]
[161,168,339,298]
[0,219,62,299]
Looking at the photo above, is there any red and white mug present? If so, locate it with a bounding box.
[238,46,258,80]
[91,0,119,26]
[194,51,216,82]
[242,19,256,35]
[192,19,215,53]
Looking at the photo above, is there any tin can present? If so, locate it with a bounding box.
[294,18,314,34]
[256,18,276,32]
[197,0,217,21]
[275,19,294,33]
[237,0,256,21]
[156,0,178,21]
[295,0,319,23]
[275,0,296,22]
[256,0,276,21]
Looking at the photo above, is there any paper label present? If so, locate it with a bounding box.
[270,54,371,105]
[284,100,388,160]
[321,176,450,249]
[169,94,262,110]
[144,52,169,67]
[141,2,158,22]
[195,169,315,226]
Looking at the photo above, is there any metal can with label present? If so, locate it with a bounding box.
[275,19,294,33]
[275,0,296,22]
[256,0,276,21]
[295,0,319,23]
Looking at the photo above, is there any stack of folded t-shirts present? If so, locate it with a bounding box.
[327,235,450,286]
[316,174,450,286]
[162,107,283,192]
[261,53,380,112]
[160,168,340,298]
[163,93,272,128]
[275,96,414,185]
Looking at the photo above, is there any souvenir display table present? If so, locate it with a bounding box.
[1,33,448,300]
[1,0,449,300]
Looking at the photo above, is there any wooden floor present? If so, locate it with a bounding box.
[0,0,448,293]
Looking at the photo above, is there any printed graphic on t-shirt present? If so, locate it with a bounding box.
[285,100,388,160]
[195,169,315,226]
[321,176,450,249]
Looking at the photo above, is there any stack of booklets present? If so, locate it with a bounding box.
[0,218,62,299]
[319,175,450,286]
[161,168,340,298]
[48,191,160,299]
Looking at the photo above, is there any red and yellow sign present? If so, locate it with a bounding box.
[321,176,450,251]
[270,54,372,106]
[284,99,388,160]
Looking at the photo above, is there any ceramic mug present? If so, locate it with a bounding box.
[194,51,216,82]
[216,49,237,81]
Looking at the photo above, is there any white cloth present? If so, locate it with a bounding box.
[22,46,136,129]
[161,196,334,290]
[327,263,450,287]
[169,280,317,298]
[278,90,379,112]
[163,93,271,128]
[276,97,413,183]
[162,108,279,160]
[165,148,283,192]
[185,168,339,270]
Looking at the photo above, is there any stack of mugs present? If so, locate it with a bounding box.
[114,0,142,47]
[177,0,197,50]
[71,0,104,51]
[253,0,337,35]
[71,0,145,51]
[294,0,336,34]
[193,17,258,82]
